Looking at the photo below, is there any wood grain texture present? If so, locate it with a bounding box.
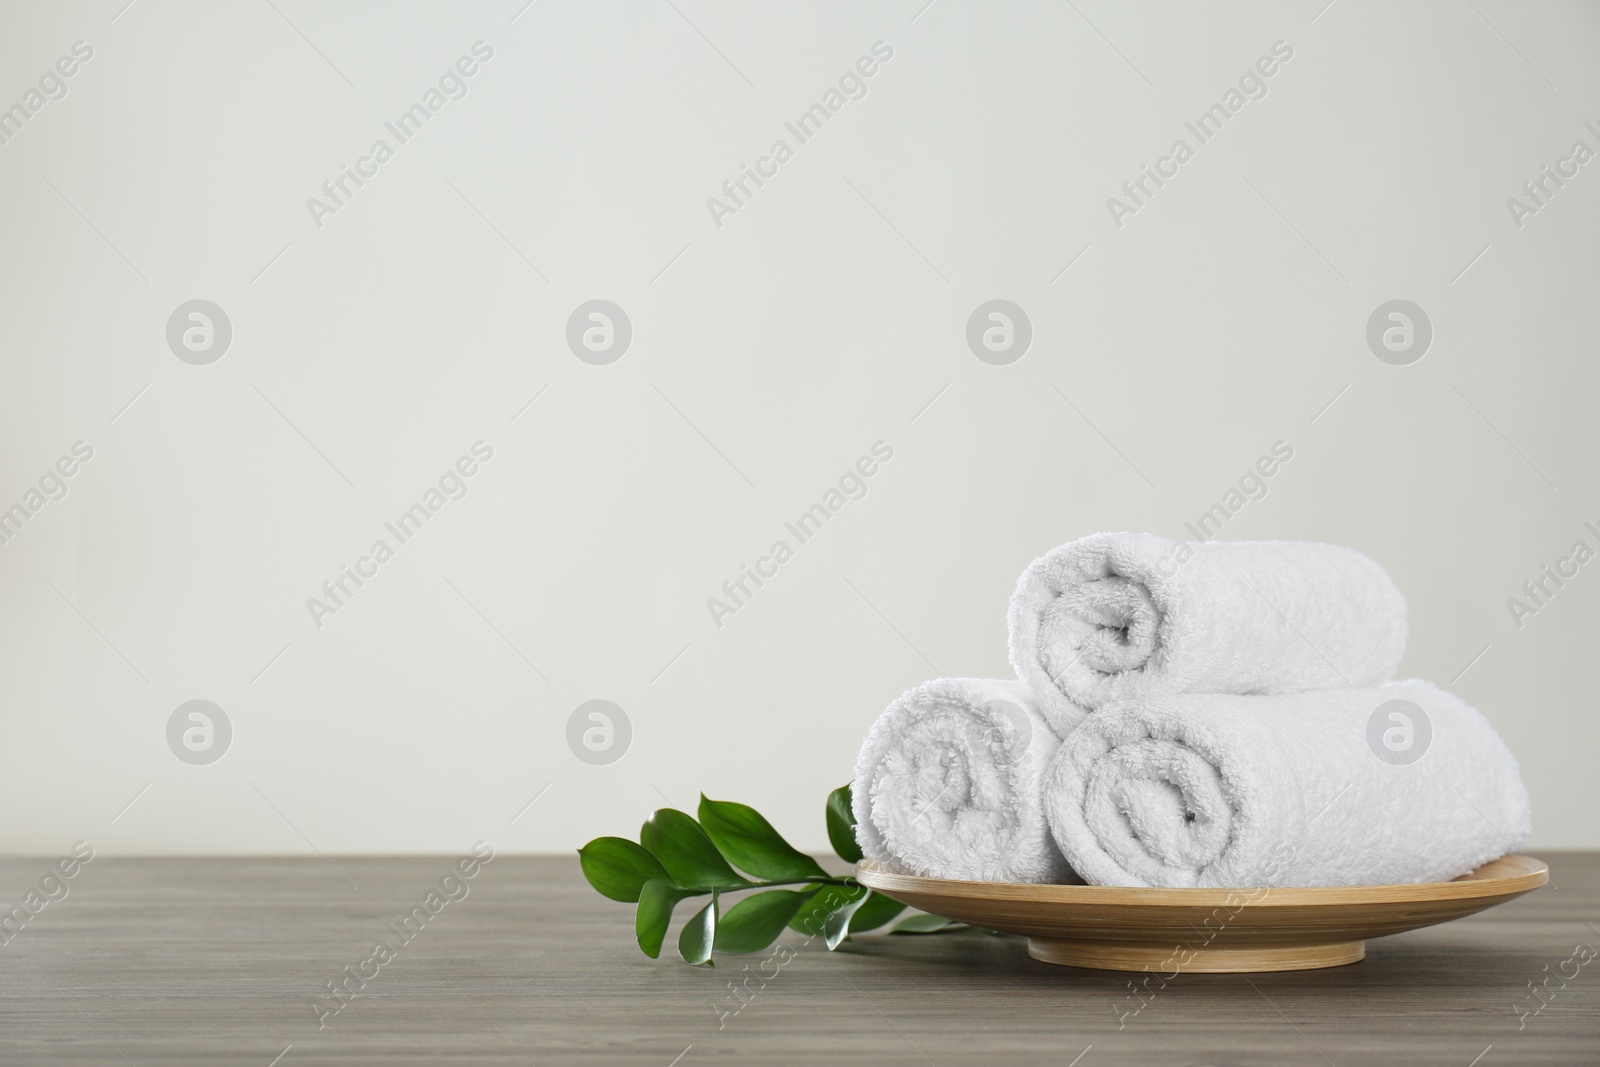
[858,855,1548,972]
[0,853,1595,1066]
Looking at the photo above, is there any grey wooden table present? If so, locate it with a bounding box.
[1,853,1596,1066]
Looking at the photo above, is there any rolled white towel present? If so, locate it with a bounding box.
[1043,680,1531,888]
[1008,532,1408,733]
[853,678,1075,884]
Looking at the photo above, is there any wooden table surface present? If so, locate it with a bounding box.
[2,853,1597,1066]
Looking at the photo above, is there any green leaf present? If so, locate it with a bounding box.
[889,913,960,934]
[698,795,829,882]
[579,837,673,902]
[714,890,811,954]
[679,897,718,967]
[846,890,907,934]
[636,879,691,958]
[788,884,856,937]
[640,809,749,890]
[824,888,871,949]
[826,784,863,864]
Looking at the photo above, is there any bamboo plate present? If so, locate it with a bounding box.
[856,855,1548,973]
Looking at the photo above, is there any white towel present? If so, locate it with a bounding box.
[1043,680,1531,888]
[1008,532,1408,733]
[852,678,1075,884]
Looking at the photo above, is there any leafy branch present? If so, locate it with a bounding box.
[578,784,959,966]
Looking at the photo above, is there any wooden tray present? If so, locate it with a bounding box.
[856,855,1547,973]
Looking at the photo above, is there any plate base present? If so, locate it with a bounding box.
[1027,936,1367,973]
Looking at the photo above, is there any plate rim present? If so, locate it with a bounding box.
[855,854,1549,908]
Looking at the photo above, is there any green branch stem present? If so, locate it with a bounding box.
[676,875,858,897]
[581,788,958,965]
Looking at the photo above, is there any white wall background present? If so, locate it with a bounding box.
[2,0,1596,856]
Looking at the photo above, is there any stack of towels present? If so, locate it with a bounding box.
[852,533,1532,888]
